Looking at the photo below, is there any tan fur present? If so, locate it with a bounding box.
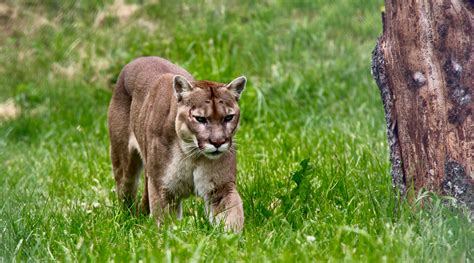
[107,56,245,232]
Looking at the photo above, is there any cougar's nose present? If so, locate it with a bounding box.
[209,138,226,148]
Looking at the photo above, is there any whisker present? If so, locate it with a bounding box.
[180,145,201,162]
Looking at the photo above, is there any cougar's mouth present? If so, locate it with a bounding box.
[203,148,225,160]
[201,142,230,159]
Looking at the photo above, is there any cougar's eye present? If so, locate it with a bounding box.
[194,116,207,123]
[223,115,234,122]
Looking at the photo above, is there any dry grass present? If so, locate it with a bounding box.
[0,99,20,121]
[94,0,139,27]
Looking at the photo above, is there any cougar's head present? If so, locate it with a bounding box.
[173,75,246,160]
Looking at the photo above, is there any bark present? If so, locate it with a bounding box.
[371,0,473,211]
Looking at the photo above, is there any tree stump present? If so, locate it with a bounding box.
[371,0,473,210]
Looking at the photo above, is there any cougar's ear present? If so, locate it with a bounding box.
[226,76,246,100]
[173,75,193,101]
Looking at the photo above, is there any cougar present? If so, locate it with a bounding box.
[107,56,245,232]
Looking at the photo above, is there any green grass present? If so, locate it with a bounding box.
[0,0,472,262]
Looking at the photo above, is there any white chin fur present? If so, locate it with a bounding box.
[203,144,217,153]
[204,152,224,160]
[202,142,230,159]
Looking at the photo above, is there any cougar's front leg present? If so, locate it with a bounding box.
[146,141,187,226]
[209,185,244,232]
[147,171,170,226]
[147,177,183,225]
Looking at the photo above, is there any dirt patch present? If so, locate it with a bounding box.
[52,63,79,80]
[0,2,57,41]
[94,0,139,27]
[0,3,18,38]
[0,99,21,121]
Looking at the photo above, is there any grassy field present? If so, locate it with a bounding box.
[0,0,472,261]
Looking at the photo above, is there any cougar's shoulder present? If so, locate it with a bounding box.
[121,56,193,99]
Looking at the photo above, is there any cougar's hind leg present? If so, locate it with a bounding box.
[123,147,143,210]
[108,74,142,210]
[140,174,150,215]
[110,132,143,210]
[109,131,143,209]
